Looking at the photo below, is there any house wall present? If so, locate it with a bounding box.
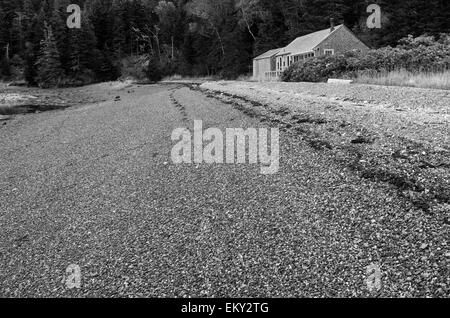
[253,58,273,81]
[253,60,259,79]
[314,26,370,57]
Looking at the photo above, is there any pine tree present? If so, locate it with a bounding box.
[23,4,46,86]
[0,0,20,46]
[35,24,64,88]
[111,0,127,58]
[50,0,70,72]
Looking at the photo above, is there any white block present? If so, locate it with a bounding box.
[327,79,353,84]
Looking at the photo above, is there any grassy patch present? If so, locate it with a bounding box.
[162,74,218,83]
[354,70,450,90]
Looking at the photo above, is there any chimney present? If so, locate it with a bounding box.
[330,18,335,32]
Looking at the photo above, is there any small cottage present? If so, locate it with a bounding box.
[253,22,369,81]
[252,48,282,81]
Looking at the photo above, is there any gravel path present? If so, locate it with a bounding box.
[0,83,448,297]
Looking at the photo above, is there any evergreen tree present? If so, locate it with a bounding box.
[35,24,64,88]
[50,0,70,72]
[23,4,46,85]
[111,0,127,58]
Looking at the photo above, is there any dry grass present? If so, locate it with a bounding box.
[162,74,255,82]
[236,74,255,82]
[355,69,450,90]
[161,74,218,83]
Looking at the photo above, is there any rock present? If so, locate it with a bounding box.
[351,136,374,144]
[392,150,409,159]
[327,79,353,84]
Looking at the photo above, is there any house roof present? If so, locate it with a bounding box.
[253,48,282,60]
[275,25,344,56]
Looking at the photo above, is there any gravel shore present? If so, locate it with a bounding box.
[200,81,450,219]
[0,82,448,297]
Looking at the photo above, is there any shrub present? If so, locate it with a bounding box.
[282,50,361,82]
[120,56,147,81]
[144,54,187,82]
[146,57,163,82]
[58,69,95,87]
[96,53,121,82]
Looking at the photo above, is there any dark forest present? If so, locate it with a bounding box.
[0,0,448,85]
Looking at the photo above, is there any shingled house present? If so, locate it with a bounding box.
[253,22,369,81]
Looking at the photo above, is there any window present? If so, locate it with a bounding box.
[324,49,334,56]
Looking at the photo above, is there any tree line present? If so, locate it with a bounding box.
[0,0,448,86]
